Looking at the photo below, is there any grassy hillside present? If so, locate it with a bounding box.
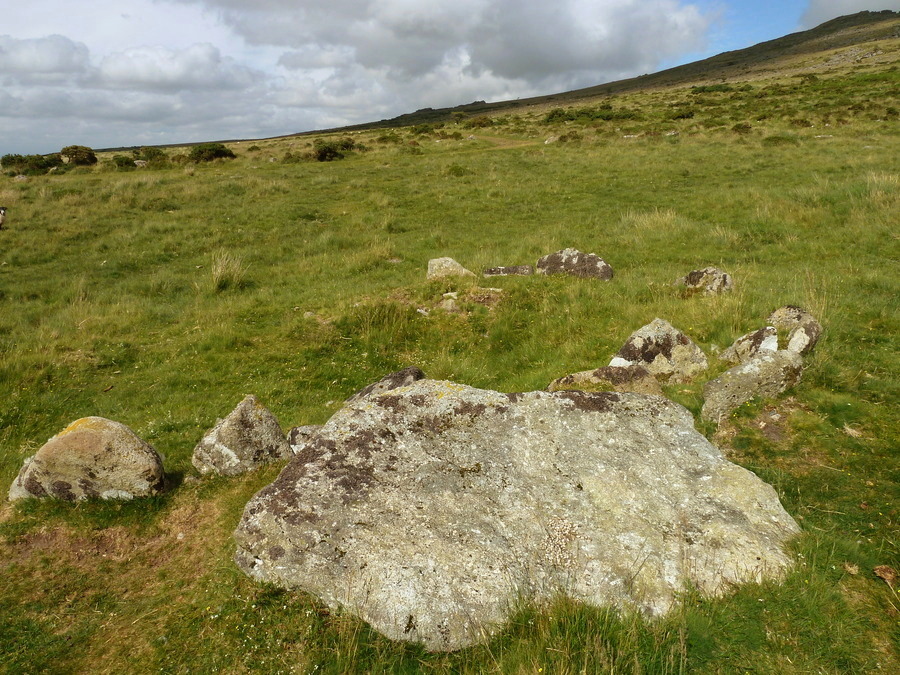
[1,18,899,675]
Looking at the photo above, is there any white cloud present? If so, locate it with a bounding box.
[1,0,718,153]
[0,35,90,83]
[801,1,897,28]
[95,43,259,91]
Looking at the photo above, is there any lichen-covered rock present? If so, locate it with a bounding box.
[235,380,800,652]
[483,265,534,277]
[675,267,733,295]
[192,395,291,476]
[426,257,476,281]
[345,367,426,405]
[701,351,804,424]
[548,365,663,395]
[536,248,613,280]
[766,306,823,355]
[287,425,323,453]
[609,318,708,383]
[8,417,164,501]
[720,326,778,364]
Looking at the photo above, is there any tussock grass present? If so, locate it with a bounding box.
[210,250,250,292]
[1,57,899,673]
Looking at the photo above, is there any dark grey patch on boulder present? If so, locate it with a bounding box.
[536,248,613,280]
[482,265,534,277]
[553,390,620,413]
[235,380,800,652]
[548,365,663,395]
[192,395,291,477]
[288,425,323,453]
[345,367,426,405]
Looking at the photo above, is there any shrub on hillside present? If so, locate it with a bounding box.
[1,153,64,176]
[134,147,168,163]
[310,137,356,162]
[112,155,136,170]
[60,145,98,166]
[544,106,639,124]
[465,116,494,128]
[188,143,236,162]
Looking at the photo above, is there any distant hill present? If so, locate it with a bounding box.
[304,9,900,134]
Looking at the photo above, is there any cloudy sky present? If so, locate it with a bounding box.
[1,0,895,154]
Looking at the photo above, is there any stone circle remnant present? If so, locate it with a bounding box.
[766,305,823,355]
[426,257,476,281]
[609,318,708,383]
[9,417,165,501]
[675,267,734,295]
[701,351,804,424]
[192,395,292,476]
[535,248,613,280]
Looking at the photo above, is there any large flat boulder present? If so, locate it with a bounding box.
[192,395,291,476]
[234,380,800,651]
[609,318,708,383]
[9,417,165,501]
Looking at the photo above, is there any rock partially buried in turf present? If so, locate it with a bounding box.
[426,257,476,281]
[536,248,613,280]
[192,395,291,476]
[234,380,800,651]
[482,265,534,277]
[8,417,165,501]
[701,351,804,424]
[720,326,779,364]
[344,366,427,406]
[766,305,822,355]
[609,318,708,383]
[675,266,733,295]
[548,365,663,395]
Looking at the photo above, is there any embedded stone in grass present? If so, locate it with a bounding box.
[426,257,476,280]
[548,364,663,395]
[701,350,804,424]
[234,379,800,652]
[721,326,779,364]
[8,417,165,501]
[344,366,426,406]
[535,248,613,280]
[482,265,534,277]
[675,266,733,295]
[766,305,822,355]
[609,318,708,383]
[192,395,291,477]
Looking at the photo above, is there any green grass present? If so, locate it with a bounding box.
[0,61,898,673]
